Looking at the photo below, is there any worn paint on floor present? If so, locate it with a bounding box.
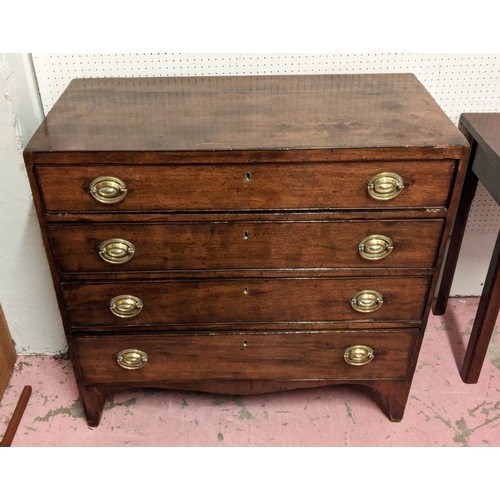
[1,297,500,446]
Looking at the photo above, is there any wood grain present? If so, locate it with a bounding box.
[43,210,449,224]
[0,305,17,402]
[48,219,444,274]
[62,277,430,327]
[25,74,468,153]
[0,386,31,447]
[74,330,418,384]
[37,161,455,212]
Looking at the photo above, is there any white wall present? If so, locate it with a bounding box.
[0,54,66,354]
[1,53,499,354]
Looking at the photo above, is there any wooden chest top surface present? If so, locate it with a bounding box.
[25,73,468,153]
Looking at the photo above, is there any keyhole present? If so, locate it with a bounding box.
[243,340,248,348]
[243,286,249,294]
[245,172,252,183]
[243,231,249,240]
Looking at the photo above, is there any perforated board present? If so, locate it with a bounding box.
[32,53,500,235]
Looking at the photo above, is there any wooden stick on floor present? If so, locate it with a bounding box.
[0,386,32,447]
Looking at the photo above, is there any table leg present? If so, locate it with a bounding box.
[433,165,479,315]
[461,229,500,383]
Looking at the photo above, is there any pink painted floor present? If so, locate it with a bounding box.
[1,297,500,447]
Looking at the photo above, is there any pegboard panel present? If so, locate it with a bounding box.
[31,53,500,235]
[466,183,500,233]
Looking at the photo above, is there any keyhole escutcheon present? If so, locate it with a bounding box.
[245,172,252,183]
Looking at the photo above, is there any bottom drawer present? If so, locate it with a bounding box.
[74,330,418,384]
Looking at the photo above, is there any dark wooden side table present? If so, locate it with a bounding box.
[433,113,500,383]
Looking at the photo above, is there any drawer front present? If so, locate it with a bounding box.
[62,277,430,327]
[37,161,455,212]
[75,330,418,384]
[49,220,444,273]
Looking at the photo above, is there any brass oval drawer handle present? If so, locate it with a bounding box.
[99,239,135,264]
[344,345,374,366]
[350,290,384,313]
[110,295,143,318]
[358,235,394,260]
[366,172,404,200]
[117,349,148,370]
[89,176,128,204]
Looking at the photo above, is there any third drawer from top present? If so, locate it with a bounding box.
[62,277,431,328]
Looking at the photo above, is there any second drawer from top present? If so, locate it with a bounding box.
[49,219,444,274]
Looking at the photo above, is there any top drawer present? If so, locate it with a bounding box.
[36,161,455,212]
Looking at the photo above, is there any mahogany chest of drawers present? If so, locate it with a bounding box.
[23,74,470,426]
